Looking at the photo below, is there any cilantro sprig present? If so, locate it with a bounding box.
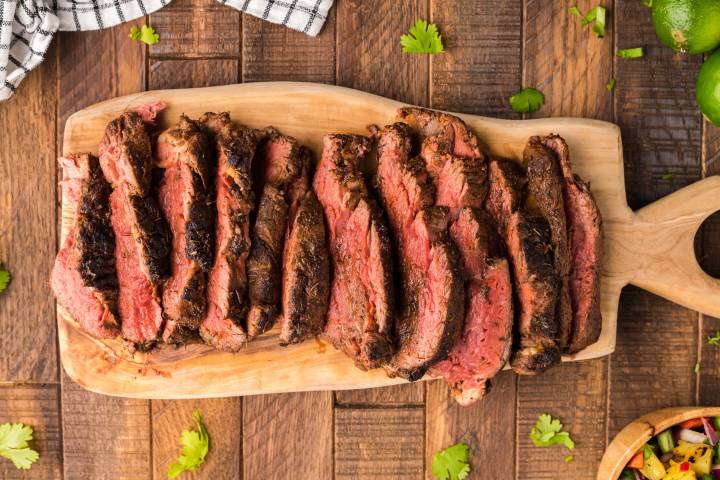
[617,47,644,58]
[401,19,444,54]
[569,5,607,38]
[509,87,545,114]
[707,331,720,346]
[530,413,575,451]
[167,410,209,479]
[0,266,10,294]
[129,24,160,45]
[0,423,39,470]
[431,443,471,480]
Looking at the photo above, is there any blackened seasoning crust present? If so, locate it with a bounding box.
[313,134,395,370]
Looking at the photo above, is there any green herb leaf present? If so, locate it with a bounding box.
[643,0,653,7]
[695,362,701,374]
[617,47,644,58]
[708,331,720,346]
[581,8,596,26]
[129,24,160,45]
[661,172,674,180]
[530,414,576,451]
[643,444,654,460]
[509,87,545,114]
[606,79,616,91]
[167,410,209,479]
[0,266,10,294]
[401,19,445,54]
[431,443,471,480]
[564,455,575,463]
[569,6,582,16]
[592,6,606,38]
[0,423,39,470]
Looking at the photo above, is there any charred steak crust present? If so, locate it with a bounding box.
[374,123,465,381]
[279,148,331,345]
[157,116,216,341]
[540,134,603,353]
[314,134,395,369]
[99,111,154,196]
[198,112,261,351]
[52,154,120,339]
[127,194,172,283]
[485,157,527,233]
[506,211,561,374]
[523,138,573,350]
[246,128,303,338]
[397,107,483,161]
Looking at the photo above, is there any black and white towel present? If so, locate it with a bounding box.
[0,0,334,101]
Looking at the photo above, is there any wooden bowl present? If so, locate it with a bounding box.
[598,406,720,480]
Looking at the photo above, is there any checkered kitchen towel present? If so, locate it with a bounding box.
[0,0,333,101]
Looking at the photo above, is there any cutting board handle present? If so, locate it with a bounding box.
[630,176,720,317]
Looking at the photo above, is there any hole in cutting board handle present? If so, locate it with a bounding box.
[694,211,720,279]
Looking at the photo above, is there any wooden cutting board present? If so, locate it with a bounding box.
[59,82,720,399]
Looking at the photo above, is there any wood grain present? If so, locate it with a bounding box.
[149,59,240,90]
[0,385,62,480]
[430,0,522,117]
[699,315,720,405]
[335,384,424,405]
[336,0,428,106]
[0,48,57,383]
[335,407,424,479]
[57,25,152,480]
[149,0,241,58]
[151,399,241,479]
[426,372,516,480]
[243,392,333,479]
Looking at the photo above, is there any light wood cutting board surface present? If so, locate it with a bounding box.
[58,82,720,399]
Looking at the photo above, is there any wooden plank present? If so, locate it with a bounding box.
[336,0,428,106]
[699,315,720,405]
[0,47,57,382]
[149,0,241,59]
[149,59,240,89]
[152,399,242,479]
[335,407,424,479]
[58,24,152,480]
[516,2,613,478]
[335,384,424,405]
[243,392,333,479]
[609,288,697,437]
[426,371,516,480]
[242,9,336,84]
[62,373,151,479]
[431,0,522,117]
[0,385,62,480]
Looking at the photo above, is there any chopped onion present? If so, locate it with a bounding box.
[679,427,709,444]
[634,469,643,480]
[703,417,719,445]
[712,464,720,480]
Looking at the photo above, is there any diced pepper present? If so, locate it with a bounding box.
[682,462,691,472]
[660,429,676,453]
[680,418,705,430]
[628,451,644,469]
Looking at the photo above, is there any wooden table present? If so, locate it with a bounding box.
[0,1,717,478]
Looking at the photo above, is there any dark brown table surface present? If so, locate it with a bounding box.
[0,0,718,478]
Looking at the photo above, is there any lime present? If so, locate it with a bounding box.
[697,49,720,126]
[651,0,720,54]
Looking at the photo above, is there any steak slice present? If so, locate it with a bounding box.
[199,112,261,352]
[397,107,483,161]
[52,154,120,339]
[374,123,465,381]
[485,157,527,233]
[540,134,603,353]
[279,148,331,345]
[523,138,572,350]
[429,208,513,405]
[313,134,395,370]
[99,108,171,348]
[247,128,302,338]
[157,115,215,343]
[506,211,561,374]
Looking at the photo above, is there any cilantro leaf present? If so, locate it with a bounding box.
[0,266,10,294]
[592,6,606,38]
[401,19,444,54]
[530,414,576,451]
[694,362,701,373]
[564,455,575,463]
[643,0,653,6]
[708,331,720,346]
[606,79,616,91]
[569,6,582,16]
[509,87,545,113]
[0,423,39,470]
[129,24,160,45]
[661,172,674,180]
[617,47,644,58]
[431,443,471,480]
[167,410,209,479]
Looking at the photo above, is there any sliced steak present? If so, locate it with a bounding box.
[374,123,464,381]
[99,109,171,348]
[313,134,395,370]
[156,115,215,343]
[247,128,302,338]
[279,148,331,345]
[506,211,561,374]
[199,112,261,352]
[485,157,527,233]
[523,138,572,350]
[540,134,603,353]
[52,154,120,339]
[397,107,483,161]
[429,208,513,405]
